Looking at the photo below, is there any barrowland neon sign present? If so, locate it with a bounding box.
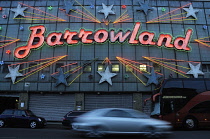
[14,22,193,59]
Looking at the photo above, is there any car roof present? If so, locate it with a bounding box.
[84,108,138,115]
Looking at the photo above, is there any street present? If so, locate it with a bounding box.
[0,124,210,139]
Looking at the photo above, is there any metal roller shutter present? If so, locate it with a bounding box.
[85,93,133,110]
[29,93,75,121]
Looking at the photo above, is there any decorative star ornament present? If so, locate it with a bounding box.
[63,0,76,14]
[183,5,199,19]
[51,67,70,87]
[186,63,204,78]
[40,74,46,79]
[10,4,28,18]
[0,61,4,65]
[143,68,162,86]
[6,50,11,54]
[136,0,153,15]
[4,65,23,84]
[97,66,117,85]
[98,3,115,19]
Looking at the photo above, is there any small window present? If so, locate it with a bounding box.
[202,64,207,72]
[70,63,78,73]
[202,64,210,72]
[28,63,37,72]
[104,110,132,118]
[83,65,91,73]
[55,63,64,72]
[153,63,161,72]
[183,80,206,93]
[97,64,105,71]
[140,64,147,72]
[164,80,183,88]
[189,101,210,113]
[112,64,119,72]
[126,65,133,72]
[2,110,14,115]
[14,110,26,116]
[2,64,10,73]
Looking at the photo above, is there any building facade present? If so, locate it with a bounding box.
[0,0,210,121]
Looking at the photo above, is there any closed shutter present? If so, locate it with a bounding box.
[85,93,133,110]
[29,93,75,121]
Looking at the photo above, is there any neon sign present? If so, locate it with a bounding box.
[14,22,193,59]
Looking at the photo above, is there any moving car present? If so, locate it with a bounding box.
[62,111,86,127]
[0,109,47,128]
[72,108,172,138]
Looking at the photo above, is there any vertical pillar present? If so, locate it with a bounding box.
[18,93,29,110]
[75,93,84,111]
[133,93,142,111]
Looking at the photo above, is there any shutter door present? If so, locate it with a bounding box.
[29,93,75,121]
[85,93,133,110]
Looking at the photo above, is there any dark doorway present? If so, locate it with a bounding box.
[0,97,19,114]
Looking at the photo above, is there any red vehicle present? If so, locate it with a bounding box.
[151,78,210,130]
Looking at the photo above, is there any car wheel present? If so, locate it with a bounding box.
[0,120,5,128]
[183,117,197,130]
[86,126,107,138]
[142,126,160,139]
[30,121,37,129]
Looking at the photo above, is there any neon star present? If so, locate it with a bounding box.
[97,66,117,85]
[10,4,28,18]
[183,5,199,19]
[51,67,70,87]
[136,0,153,15]
[4,65,23,84]
[63,0,76,14]
[186,63,204,78]
[143,68,162,86]
[98,3,115,19]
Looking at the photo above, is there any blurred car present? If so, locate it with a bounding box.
[0,109,47,129]
[72,108,172,138]
[62,111,87,127]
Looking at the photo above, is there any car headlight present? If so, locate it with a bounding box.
[38,118,42,122]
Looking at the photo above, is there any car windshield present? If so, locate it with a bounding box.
[26,110,36,116]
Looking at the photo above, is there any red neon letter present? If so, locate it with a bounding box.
[110,30,131,43]
[94,29,108,43]
[139,32,156,45]
[129,22,140,44]
[174,29,192,51]
[14,25,45,59]
[157,34,174,48]
[64,30,78,44]
[78,29,93,43]
[46,32,63,46]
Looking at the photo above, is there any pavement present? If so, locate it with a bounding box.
[46,121,71,129]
